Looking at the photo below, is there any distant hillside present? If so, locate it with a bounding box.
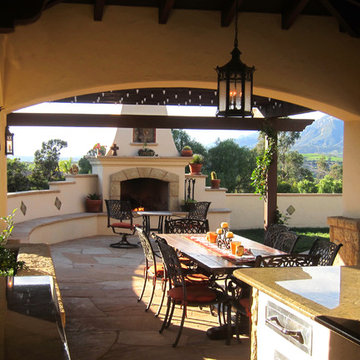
[293,115,343,155]
[230,115,343,155]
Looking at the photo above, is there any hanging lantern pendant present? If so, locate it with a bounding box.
[216,2,255,118]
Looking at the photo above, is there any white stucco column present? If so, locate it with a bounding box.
[0,111,7,217]
[343,121,360,217]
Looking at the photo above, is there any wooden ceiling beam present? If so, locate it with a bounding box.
[319,0,359,37]
[159,0,175,25]
[94,0,105,21]
[7,113,314,131]
[282,0,310,29]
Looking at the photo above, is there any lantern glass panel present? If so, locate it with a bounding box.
[244,78,252,113]
[6,135,13,154]
[218,79,227,112]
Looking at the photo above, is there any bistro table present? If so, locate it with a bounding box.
[158,233,285,276]
[137,210,187,235]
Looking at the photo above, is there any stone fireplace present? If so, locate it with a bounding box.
[109,166,181,211]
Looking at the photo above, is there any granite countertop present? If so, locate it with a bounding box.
[233,265,360,325]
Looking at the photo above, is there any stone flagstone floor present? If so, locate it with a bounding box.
[50,235,250,360]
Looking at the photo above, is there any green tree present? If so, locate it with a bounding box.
[317,175,342,193]
[207,139,256,192]
[7,158,30,192]
[317,155,330,178]
[297,179,318,193]
[29,139,68,189]
[329,163,343,180]
[59,158,73,174]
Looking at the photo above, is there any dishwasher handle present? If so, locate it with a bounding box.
[266,315,305,345]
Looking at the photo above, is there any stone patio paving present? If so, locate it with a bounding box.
[51,235,250,360]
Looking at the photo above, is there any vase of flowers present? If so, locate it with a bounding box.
[93,143,107,156]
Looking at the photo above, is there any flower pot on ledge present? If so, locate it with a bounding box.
[85,199,102,213]
[189,163,203,175]
[211,179,221,189]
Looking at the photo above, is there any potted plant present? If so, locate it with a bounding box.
[210,171,221,189]
[85,193,103,212]
[189,154,204,175]
[138,142,155,156]
[181,145,193,157]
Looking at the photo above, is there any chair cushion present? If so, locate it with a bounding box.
[239,297,251,318]
[185,272,210,284]
[168,285,217,303]
[148,264,164,277]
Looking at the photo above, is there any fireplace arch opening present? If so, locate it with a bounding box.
[121,178,169,211]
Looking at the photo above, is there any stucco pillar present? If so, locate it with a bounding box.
[343,121,360,218]
[0,111,7,217]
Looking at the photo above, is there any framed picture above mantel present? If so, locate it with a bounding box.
[133,128,156,143]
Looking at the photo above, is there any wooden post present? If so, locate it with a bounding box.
[264,132,277,230]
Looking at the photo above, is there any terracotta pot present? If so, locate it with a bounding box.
[211,179,221,189]
[189,163,202,175]
[85,199,102,212]
[181,149,193,157]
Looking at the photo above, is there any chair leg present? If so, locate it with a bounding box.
[155,277,167,317]
[138,267,148,303]
[166,301,176,329]
[159,297,172,334]
[146,275,156,311]
[173,303,186,348]
[110,234,139,248]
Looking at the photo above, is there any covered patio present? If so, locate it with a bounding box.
[50,234,250,360]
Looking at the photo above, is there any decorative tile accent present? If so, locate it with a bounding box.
[55,197,62,210]
[20,201,27,216]
[286,205,295,215]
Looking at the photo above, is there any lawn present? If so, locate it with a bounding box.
[302,153,343,162]
[234,227,330,253]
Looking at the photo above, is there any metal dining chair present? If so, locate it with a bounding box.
[188,201,211,220]
[135,227,166,314]
[105,199,141,248]
[273,230,299,253]
[308,238,343,266]
[155,236,230,347]
[264,224,289,247]
[164,201,211,233]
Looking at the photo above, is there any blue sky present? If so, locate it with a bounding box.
[11,102,324,158]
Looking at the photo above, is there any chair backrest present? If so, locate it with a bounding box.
[105,200,133,224]
[264,224,289,247]
[273,230,299,253]
[188,201,211,220]
[309,238,343,266]
[155,236,185,289]
[254,254,319,267]
[136,227,156,264]
[164,218,209,234]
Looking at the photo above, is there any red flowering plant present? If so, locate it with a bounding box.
[88,143,107,156]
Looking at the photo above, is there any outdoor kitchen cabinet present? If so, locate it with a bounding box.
[233,266,360,360]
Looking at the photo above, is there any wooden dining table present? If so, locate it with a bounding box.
[158,233,285,276]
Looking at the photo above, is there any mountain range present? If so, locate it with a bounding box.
[233,114,344,155]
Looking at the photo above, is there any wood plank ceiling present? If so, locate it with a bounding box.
[1,0,359,37]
